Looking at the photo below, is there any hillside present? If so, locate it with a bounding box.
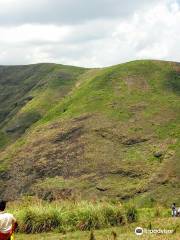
[0,60,179,206]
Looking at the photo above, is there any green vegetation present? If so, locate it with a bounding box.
[7,200,180,239]
[125,205,138,223]
[0,130,8,148]
[8,200,177,232]
[0,60,179,207]
[16,229,180,240]
[11,201,125,233]
[0,63,86,133]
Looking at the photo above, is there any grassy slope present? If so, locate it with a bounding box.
[0,60,179,206]
[0,63,87,144]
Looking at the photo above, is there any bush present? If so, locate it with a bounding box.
[103,205,125,226]
[126,205,138,223]
[75,207,101,230]
[19,206,61,233]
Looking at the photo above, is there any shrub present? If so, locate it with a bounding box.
[19,206,61,233]
[126,205,138,223]
[103,205,125,226]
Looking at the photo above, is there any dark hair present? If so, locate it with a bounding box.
[0,200,6,211]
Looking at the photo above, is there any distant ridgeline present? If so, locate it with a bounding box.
[0,60,179,206]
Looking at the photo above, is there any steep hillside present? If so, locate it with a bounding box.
[0,60,179,206]
[0,63,87,145]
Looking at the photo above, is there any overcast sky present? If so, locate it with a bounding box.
[0,0,180,67]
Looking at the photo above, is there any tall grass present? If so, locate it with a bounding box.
[125,205,138,223]
[11,201,126,234]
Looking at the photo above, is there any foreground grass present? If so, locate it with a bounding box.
[16,219,180,240]
[7,200,180,239]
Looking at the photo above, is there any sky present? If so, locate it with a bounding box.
[0,0,180,67]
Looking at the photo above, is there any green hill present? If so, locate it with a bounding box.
[0,60,179,207]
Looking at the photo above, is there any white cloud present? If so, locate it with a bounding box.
[0,0,179,66]
[0,25,71,44]
[0,0,159,25]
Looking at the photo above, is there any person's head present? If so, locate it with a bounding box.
[0,200,6,211]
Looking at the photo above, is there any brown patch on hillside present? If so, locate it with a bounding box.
[124,76,150,91]
[1,112,175,202]
[3,119,87,200]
